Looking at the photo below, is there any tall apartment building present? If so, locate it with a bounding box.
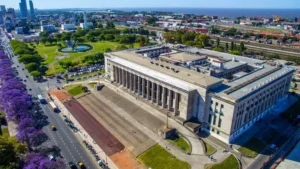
[104,45,294,143]
[19,0,28,18]
[29,0,35,19]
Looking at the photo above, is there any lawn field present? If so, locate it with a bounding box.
[138,144,190,169]
[168,137,191,153]
[205,155,239,169]
[0,127,9,137]
[65,84,84,96]
[36,41,140,75]
[238,137,266,158]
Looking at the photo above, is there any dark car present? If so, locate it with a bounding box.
[68,162,77,169]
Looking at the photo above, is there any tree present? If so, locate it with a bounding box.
[240,42,246,51]
[0,136,26,167]
[136,36,149,47]
[25,62,39,72]
[229,50,240,56]
[150,31,156,36]
[225,42,229,51]
[105,48,112,52]
[230,41,234,51]
[164,28,169,32]
[116,45,128,50]
[106,21,115,29]
[216,37,220,48]
[23,152,65,169]
[213,47,223,52]
[145,17,158,25]
[30,71,41,78]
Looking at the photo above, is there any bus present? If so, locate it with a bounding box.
[37,95,46,104]
[49,101,59,113]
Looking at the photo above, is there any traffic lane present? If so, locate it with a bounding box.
[40,100,98,169]
[8,43,98,168]
[9,57,94,167]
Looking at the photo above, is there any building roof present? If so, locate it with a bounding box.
[160,52,206,63]
[107,50,222,91]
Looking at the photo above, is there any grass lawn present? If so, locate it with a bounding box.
[88,83,97,88]
[0,127,9,137]
[138,144,190,169]
[204,142,216,156]
[36,41,140,75]
[238,137,266,158]
[168,137,191,153]
[207,155,239,169]
[65,85,84,96]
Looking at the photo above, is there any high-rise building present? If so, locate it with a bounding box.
[7,8,15,18]
[19,0,28,18]
[29,0,35,19]
[0,5,6,24]
[0,5,6,14]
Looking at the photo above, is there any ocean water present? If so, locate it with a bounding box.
[112,8,300,18]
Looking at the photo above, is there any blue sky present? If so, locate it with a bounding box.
[3,0,300,9]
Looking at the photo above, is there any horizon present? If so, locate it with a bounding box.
[2,0,300,10]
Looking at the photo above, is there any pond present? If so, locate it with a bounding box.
[59,44,92,53]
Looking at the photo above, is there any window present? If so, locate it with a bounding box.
[211,100,213,104]
[213,116,217,125]
[208,114,212,123]
[221,104,224,108]
[217,130,220,135]
[218,118,222,128]
[212,128,215,132]
[216,102,219,106]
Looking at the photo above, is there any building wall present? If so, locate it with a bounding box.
[105,55,195,120]
[229,72,293,142]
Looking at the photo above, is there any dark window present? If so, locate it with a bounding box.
[218,118,222,128]
[221,104,224,108]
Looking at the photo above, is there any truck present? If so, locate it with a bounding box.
[37,95,46,104]
[49,101,59,113]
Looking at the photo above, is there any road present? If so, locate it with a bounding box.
[0,29,99,169]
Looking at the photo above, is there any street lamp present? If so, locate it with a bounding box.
[166,111,170,129]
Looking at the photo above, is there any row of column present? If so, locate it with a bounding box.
[113,65,180,114]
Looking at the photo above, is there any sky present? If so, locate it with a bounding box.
[3,0,300,9]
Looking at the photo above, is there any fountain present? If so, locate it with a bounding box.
[59,40,92,53]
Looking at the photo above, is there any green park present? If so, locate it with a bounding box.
[10,23,152,78]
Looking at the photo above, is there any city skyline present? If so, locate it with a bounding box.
[2,0,300,9]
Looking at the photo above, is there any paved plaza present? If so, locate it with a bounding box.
[77,92,157,157]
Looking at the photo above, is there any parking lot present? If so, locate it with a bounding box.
[68,64,104,77]
[77,93,156,157]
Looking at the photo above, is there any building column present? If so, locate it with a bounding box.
[122,69,125,86]
[152,82,156,103]
[174,92,179,114]
[147,80,151,100]
[168,90,173,111]
[133,74,137,93]
[126,71,130,89]
[142,78,146,98]
[118,68,121,84]
[138,76,141,95]
[162,87,167,108]
[157,85,161,105]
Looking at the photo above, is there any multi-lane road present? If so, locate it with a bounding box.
[0,29,99,169]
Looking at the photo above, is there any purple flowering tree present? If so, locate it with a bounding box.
[23,153,65,169]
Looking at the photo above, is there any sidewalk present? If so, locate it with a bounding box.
[52,95,118,169]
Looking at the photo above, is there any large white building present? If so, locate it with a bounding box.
[104,45,294,143]
[61,24,76,31]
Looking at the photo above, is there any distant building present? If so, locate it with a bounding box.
[80,12,93,29]
[41,25,56,32]
[29,0,35,19]
[61,24,76,30]
[79,22,93,29]
[0,5,6,24]
[19,0,28,18]
[7,8,15,18]
[16,27,24,34]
